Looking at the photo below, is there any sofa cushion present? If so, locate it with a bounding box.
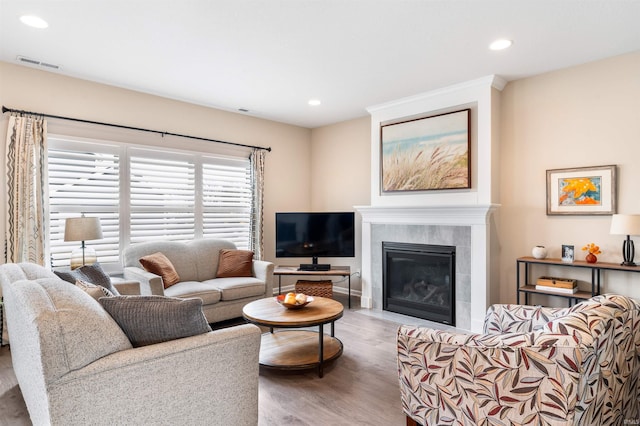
[216,249,254,278]
[139,252,180,288]
[163,281,222,305]
[206,277,266,301]
[0,262,57,287]
[76,279,114,301]
[99,296,212,347]
[54,262,120,295]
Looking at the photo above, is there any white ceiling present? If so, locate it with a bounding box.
[1,0,640,128]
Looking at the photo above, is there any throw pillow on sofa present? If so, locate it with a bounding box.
[99,295,212,347]
[54,262,120,295]
[216,249,254,278]
[76,279,114,301]
[139,252,180,288]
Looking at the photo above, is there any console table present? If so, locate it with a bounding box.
[274,266,352,308]
[517,256,640,306]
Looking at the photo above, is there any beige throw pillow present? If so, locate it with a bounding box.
[216,249,254,278]
[139,252,180,288]
[76,279,115,301]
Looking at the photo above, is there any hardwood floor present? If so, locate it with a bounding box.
[0,295,410,425]
[257,302,407,425]
[0,345,29,426]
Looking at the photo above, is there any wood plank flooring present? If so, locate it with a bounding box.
[0,295,409,425]
[0,344,29,426]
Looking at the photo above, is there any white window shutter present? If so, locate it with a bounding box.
[48,145,120,268]
[130,154,195,243]
[202,159,252,249]
[48,137,253,269]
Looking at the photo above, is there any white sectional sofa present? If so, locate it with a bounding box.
[122,238,274,323]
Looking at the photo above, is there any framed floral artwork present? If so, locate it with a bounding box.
[380,109,470,192]
[546,165,617,215]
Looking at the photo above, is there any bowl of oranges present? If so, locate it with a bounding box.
[276,292,313,309]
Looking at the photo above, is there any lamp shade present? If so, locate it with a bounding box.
[610,214,640,236]
[64,216,103,242]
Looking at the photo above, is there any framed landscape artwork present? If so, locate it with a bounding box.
[380,109,470,193]
[546,165,617,215]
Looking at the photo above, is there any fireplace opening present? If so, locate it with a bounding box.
[382,242,455,325]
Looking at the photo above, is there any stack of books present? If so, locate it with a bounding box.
[535,276,578,294]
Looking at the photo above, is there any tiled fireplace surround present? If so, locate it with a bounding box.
[356,205,495,332]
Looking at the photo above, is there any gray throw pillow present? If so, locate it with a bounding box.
[99,296,212,347]
[55,262,120,295]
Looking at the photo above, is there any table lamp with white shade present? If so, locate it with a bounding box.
[64,215,103,269]
[609,214,640,267]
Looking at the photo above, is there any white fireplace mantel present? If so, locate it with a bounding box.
[355,204,498,332]
[355,205,497,226]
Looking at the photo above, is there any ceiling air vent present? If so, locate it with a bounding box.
[17,55,60,70]
[40,62,60,69]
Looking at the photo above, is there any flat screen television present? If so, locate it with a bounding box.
[275,212,355,271]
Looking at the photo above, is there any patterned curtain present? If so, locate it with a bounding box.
[4,113,48,265]
[249,149,266,259]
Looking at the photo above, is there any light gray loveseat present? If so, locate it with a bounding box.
[122,238,274,323]
[0,262,261,426]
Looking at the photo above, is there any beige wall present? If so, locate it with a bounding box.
[308,117,371,292]
[0,61,311,264]
[499,51,640,304]
[310,116,371,211]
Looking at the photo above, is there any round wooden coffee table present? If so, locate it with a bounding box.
[242,296,343,378]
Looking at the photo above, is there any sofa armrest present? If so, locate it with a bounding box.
[123,266,164,296]
[49,324,261,425]
[397,325,585,425]
[483,303,569,334]
[253,259,275,296]
[111,279,140,295]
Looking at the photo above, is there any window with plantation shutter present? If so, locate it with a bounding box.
[47,140,121,268]
[202,158,252,249]
[47,135,253,270]
[130,149,196,243]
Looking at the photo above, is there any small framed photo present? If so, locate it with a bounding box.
[546,165,616,215]
[562,245,575,263]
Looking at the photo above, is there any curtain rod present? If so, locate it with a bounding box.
[2,106,271,152]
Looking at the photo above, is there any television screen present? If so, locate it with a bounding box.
[275,212,355,261]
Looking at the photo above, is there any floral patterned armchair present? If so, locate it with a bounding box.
[397,294,640,425]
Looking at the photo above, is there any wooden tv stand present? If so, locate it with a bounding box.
[274,265,352,308]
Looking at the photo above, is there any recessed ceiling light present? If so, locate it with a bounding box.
[308,99,321,106]
[20,15,49,29]
[489,39,513,51]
